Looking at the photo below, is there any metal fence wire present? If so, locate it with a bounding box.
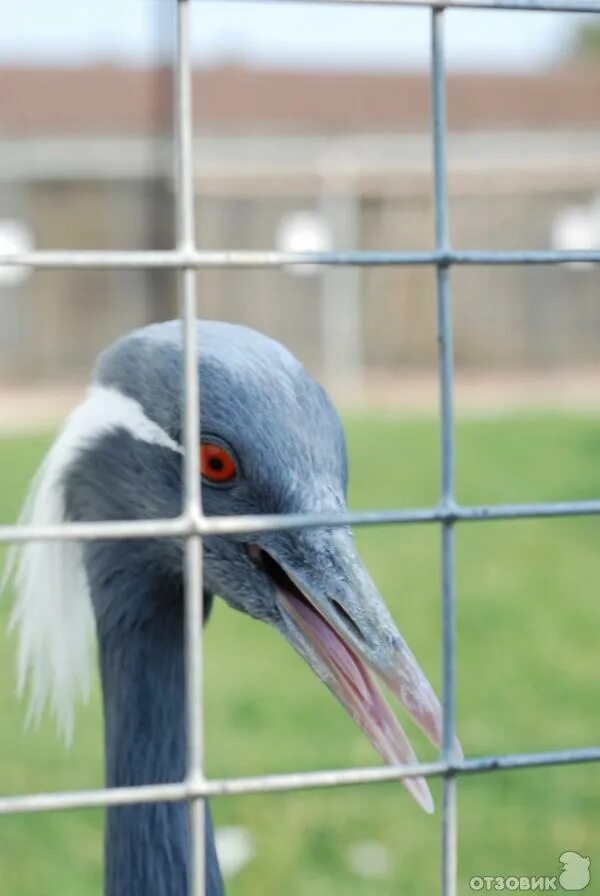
[1,1,600,895]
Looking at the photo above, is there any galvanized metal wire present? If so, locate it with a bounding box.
[2,248,600,268]
[174,1,206,892]
[227,0,600,11]
[1,1,599,895]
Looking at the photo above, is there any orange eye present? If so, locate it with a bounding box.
[200,442,237,484]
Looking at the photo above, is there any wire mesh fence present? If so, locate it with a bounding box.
[1,1,600,895]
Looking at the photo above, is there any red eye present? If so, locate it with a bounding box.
[200,442,237,484]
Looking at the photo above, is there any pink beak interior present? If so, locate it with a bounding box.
[277,582,456,813]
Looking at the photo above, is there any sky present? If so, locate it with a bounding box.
[0,1,591,72]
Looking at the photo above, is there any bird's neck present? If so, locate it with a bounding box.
[94,568,220,896]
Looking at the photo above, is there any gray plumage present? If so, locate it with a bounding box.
[6,320,448,896]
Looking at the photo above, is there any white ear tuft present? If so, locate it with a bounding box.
[1,385,182,743]
[2,404,96,744]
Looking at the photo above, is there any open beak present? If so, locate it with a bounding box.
[249,528,461,813]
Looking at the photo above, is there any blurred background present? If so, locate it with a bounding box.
[1,3,600,403]
[0,2,599,895]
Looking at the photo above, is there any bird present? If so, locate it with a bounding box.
[5,319,450,896]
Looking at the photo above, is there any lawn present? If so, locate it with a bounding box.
[0,413,598,895]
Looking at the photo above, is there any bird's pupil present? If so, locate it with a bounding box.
[209,457,224,471]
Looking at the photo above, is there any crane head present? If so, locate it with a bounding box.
[5,320,457,810]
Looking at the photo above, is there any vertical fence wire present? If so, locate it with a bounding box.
[430,10,458,896]
[174,1,205,894]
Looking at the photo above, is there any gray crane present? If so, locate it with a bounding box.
[6,320,448,895]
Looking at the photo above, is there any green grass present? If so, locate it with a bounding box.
[0,413,598,895]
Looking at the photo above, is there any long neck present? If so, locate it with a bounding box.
[92,560,222,896]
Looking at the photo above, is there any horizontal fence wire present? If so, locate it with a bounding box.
[1,249,600,268]
[2,1,599,896]
[223,0,600,12]
[3,499,600,544]
[0,747,599,817]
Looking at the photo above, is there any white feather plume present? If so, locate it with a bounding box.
[1,385,181,742]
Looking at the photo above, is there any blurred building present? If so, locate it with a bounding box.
[1,64,599,386]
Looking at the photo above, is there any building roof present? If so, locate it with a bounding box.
[0,64,599,135]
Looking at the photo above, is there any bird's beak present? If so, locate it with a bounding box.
[249,528,460,813]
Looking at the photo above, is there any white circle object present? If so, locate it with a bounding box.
[214,826,255,878]
[0,219,34,286]
[346,840,392,879]
[275,210,332,276]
